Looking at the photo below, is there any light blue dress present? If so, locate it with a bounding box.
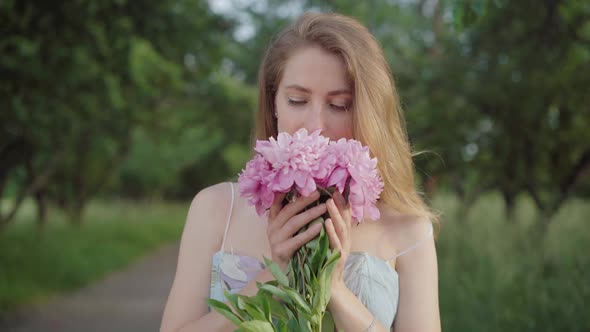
[209,183,432,329]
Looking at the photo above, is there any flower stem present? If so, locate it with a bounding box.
[297,252,304,296]
[317,185,333,199]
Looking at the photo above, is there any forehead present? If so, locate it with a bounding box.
[280,46,350,91]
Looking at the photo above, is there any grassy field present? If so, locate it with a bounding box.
[0,199,187,314]
[433,192,590,332]
[1,193,588,330]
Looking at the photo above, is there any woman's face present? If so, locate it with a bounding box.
[275,46,353,141]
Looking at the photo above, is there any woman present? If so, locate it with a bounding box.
[161,12,441,332]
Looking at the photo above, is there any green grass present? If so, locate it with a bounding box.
[433,192,590,332]
[0,199,186,314]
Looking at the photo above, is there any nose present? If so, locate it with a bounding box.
[304,103,325,134]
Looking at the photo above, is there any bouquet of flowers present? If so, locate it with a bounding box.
[208,129,383,332]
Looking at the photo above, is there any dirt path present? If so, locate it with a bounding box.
[3,242,179,332]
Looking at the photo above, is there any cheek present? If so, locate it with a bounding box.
[275,99,300,133]
[320,114,353,141]
[332,114,354,138]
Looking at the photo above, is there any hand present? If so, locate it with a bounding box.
[267,190,327,271]
[324,190,353,293]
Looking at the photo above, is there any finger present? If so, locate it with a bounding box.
[285,221,323,253]
[275,191,320,229]
[278,203,327,239]
[327,198,347,239]
[333,190,352,221]
[269,192,287,221]
[324,218,341,251]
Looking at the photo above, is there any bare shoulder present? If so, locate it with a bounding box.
[376,207,440,331]
[384,210,440,331]
[178,182,235,259]
[159,182,234,331]
[190,182,233,212]
[186,182,233,234]
[376,205,433,258]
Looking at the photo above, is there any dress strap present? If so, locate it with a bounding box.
[387,221,433,261]
[220,182,235,252]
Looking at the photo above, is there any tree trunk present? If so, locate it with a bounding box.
[502,191,517,223]
[536,205,559,239]
[67,200,85,227]
[0,152,60,232]
[34,189,48,230]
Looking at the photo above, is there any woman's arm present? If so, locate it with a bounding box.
[325,192,390,331]
[329,221,441,332]
[162,268,276,332]
[328,282,391,331]
[392,221,441,332]
[160,185,326,332]
[326,192,441,332]
[160,184,275,332]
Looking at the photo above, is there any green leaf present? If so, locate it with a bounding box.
[266,295,290,321]
[239,320,275,332]
[311,276,322,313]
[287,317,300,331]
[304,235,319,250]
[322,250,341,274]
[260,293,271,322]
[259,283,292,303]
[316,276,330,311]
[316,251,341,309]
[292,252,308,295]
[288,260,296,286]
[304,263,311,283]
[321,310,336,332]
[275,320,288,332]
[225,292,249,320]
[237,295,266,321]
[298,315,312,332]
[311,225,328,270]
[264,256,289,287]
[205,298,243,326]
[283,288,312,314]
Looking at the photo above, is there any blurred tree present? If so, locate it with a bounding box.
[116,73,256,199]
[0,0,231,227]
[173,72,257,195]
[221,0,295,85]
[448,0,590,234]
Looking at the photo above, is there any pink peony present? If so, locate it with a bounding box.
[321,138,383,222]
[342,141,383,221]
[238,154,275,216]
[254,129,330,196]
[238,129,383,222]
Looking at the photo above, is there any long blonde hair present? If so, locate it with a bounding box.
[255,12,439,226]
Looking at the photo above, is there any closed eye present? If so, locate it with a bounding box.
[287,99,350,112]
[330,104,349,112]
[288,99,306,106]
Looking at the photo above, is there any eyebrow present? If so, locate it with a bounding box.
[285,84,352,96]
